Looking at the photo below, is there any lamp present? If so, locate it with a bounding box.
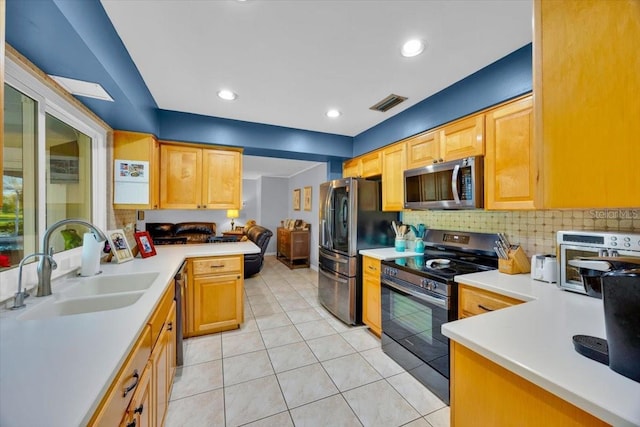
[227,209,239,230]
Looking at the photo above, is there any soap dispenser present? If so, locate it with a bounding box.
[80,232,103,276]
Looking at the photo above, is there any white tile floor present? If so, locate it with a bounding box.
[166,256,450,427]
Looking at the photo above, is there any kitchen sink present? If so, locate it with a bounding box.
[18,292,144,321]
[60,272,159,298]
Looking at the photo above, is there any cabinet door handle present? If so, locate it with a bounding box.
[134,404,144,415]
[123,369,139,397]
[478,304,495,312]
[126,420,137,427]
[202,205,207,209]
[167,322,173,331]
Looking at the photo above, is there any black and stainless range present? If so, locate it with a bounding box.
[381,229,500,404]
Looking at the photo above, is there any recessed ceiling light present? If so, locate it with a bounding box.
[49,75,114,101]
[217,89,238,101]
[326,109,341,118]
[401,39,425,57]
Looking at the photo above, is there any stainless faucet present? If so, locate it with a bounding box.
[11,253,57,309]
[37,218,107,297]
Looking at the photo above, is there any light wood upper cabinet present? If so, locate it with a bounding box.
[113,131,160,210]
[439,114,484,162]
[485,96,536,210]
[406,130,440,169]
[342,158,360,178]
[187,255,244,336]
[202,148,242,208]
[159,143,242,210]
[362,256,381,336]
[534,0,640,208]
[342,150,382,178]
[381,143,406,211]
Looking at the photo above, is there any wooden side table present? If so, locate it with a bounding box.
[276,227,310,269]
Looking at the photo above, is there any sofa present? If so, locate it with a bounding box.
[146,222,216,245]
[242,224,273,278]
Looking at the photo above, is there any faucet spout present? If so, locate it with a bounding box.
[37,218,107,297]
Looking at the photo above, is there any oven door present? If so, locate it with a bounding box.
[380,276,452,404]
[560,245,640,294]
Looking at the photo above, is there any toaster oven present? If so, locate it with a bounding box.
[557,230,640,295]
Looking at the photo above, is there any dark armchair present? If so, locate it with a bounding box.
[244,224,273,278]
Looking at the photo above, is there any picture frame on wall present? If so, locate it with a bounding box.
[106,229,134,263]
[303,186,312,211]
[134,231,157,258]
[293,188,301,210]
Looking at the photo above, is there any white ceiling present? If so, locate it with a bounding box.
[100,0,532,178]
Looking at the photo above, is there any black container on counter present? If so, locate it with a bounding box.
[602,269,640,383]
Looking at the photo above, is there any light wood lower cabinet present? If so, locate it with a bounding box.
[458,284,523,319]
[186,255,244,336]
[451,342,608,427]
[151,301,176,427]
[89,284,176,427]
[362,256,381,336]
[120,362,153,427]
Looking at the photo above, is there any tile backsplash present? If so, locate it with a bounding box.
[403,209,640,256]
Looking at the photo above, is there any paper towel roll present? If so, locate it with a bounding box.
[80,232,102,276]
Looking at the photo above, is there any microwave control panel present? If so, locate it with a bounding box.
[557,231,640,251]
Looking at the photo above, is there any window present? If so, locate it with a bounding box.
[1,84,37,268]
[1,55,107,283]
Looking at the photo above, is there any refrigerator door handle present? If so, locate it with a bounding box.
[319,264,349,284]
[326,185,335,249]
[320,250,348,263]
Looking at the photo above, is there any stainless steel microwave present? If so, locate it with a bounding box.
[404,156,483,210]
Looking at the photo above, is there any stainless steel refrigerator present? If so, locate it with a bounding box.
[318,178,398,325]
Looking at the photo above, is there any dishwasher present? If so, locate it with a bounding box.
[174,261,187,366]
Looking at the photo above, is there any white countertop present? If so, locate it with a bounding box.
[359,247,424,260]
[443,270,640,426]
[0,242,259,427]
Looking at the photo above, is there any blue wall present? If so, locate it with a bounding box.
[353,44,532,156]
[158,110,352,162]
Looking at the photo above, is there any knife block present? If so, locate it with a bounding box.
[498,246,530,275]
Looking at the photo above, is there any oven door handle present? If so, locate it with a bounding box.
[319,265,349,284]
[382,280,448,309]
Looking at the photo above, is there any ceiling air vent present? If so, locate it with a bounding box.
[369,94,408,112]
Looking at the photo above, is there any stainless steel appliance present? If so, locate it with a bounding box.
[174,261,187,366]
[318,178,397,325]
[380,229,499,404]
[404,156,483,210]
[557,230,640,296]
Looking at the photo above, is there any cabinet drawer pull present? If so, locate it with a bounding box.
[210,265,225,268]
[368,265,376,271]
[134,404,144,415]
[123,369,139,397]
[478,304,495,312]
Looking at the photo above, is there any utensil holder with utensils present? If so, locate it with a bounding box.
[498,246,531,274]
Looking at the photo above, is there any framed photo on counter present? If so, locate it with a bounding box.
[106,229,134,263]
[134,231,157,258]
